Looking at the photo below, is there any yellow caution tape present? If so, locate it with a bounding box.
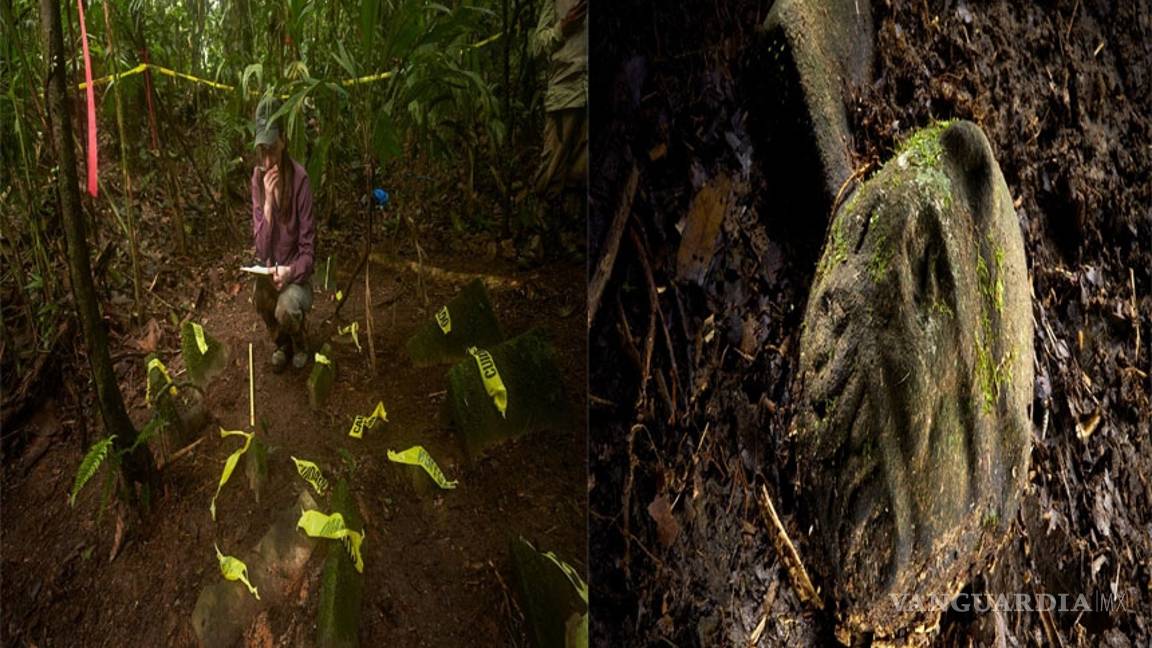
[469,31,503,49]
[387,446,458,489]
[467,346,508,417]
[77,62,148,90]
[215,543,260,599]
[348,401,387,439]
[435,306,452,334]
[78,63,233,91]
[296,509,365,573]
[146,357,177,405]
[210,428,254,521]
[191,322,209,355]
[151,64,233,90]
[338,322,362,352]
[315,352,331,366]
[291,456,329,495]
[77,35,501,93]
[340,70,395,87]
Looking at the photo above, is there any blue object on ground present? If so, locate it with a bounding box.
[373,188,389,207]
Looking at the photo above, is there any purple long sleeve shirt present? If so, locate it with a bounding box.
[252,159,315,283]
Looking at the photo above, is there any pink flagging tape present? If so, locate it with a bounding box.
[77,0,98,197]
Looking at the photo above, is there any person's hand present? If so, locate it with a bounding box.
[271,265,291,290]
[560,0,587,36]
[262,164,280,212]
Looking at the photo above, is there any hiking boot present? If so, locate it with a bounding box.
[292,350,309,369]
[271,346,288,372]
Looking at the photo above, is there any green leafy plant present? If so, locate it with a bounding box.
[69,417,164,513]
[70,436,118,507]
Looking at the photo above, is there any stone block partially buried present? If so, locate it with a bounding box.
[145,353,210,450]
[796,121,1033,642]
[756,0,873,241]
[446,328,568,459]
[316,479,364,648]
[308,344,335,411]
[405,462,438,498]
[180,321,229,387]
[191,489,319,648]
[510,536,588,648]
[245,436,268,504]
[405,278,504,367]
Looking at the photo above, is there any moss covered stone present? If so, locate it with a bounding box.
[245,436,268,503]
[145,353,209,450]
[308,344,335,411]
[180,321,228,387]
[191,489,319,648]
[446,328,568,459]
[405,278,504,367]
[316,479,364,648]
[510,536,588,648]
[796,121,1033,642]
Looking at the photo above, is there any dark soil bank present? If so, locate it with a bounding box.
[589,1,1150,646]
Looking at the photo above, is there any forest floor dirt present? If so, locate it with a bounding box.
[590,1,1149,646]
[1,171,587,646]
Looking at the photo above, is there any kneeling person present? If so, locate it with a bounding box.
[251,97,316,371]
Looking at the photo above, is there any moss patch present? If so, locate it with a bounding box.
[895,119,954,167]
[180,321,228,387]
[405,279,504,367]
[308,344,335,410]
[446,328,569,459]
[316,479,364,648]
[868,226,892,282]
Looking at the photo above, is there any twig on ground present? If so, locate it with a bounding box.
[830,161,873,218]
[1131,268,1140,365]
[589,393,618,409]
[622,422,642,581]
[588,163,639,330]
[488,559,524,644]
[1038,598,1065,648]
[615,297,643,373]
[758,484,822,610]
[630,225,680,420]
[158,436,203,471]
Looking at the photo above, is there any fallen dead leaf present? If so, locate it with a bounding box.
[647,493,681,548]
[1076,409,1101,440]
[108,511,124,563]
[134,318,162,353]
[676,174,733,285]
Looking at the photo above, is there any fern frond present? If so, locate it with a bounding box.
[70,435,117,507]
[129,417,164,453]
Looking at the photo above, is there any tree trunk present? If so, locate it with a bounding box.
[39,0,158,507]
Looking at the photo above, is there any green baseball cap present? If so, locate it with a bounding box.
[253,96,282,148]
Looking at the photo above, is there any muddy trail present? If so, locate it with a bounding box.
[1,190,587,646]
[590,1,1149,646]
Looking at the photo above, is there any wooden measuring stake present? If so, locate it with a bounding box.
[248,343,254,428]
